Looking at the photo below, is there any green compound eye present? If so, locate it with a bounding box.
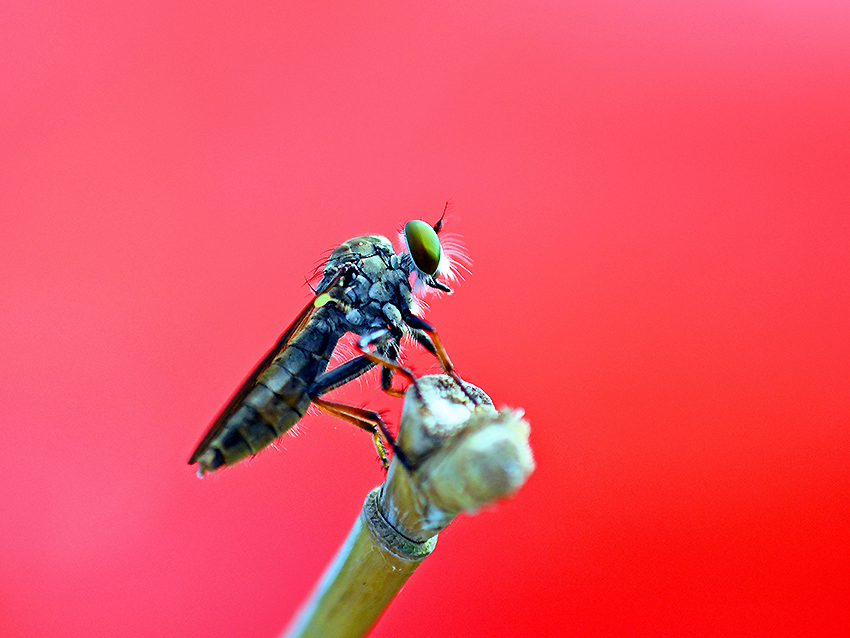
[404,219,442,276]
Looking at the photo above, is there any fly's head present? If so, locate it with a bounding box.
[399,204,469,298]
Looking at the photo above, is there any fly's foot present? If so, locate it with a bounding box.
[372,431,390,470]
[448,370,481,406]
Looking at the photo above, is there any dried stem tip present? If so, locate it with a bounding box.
[381,375,535,542]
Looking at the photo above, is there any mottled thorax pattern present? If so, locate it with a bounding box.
[318,235,416,337]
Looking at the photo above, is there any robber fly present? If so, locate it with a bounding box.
[188,206,468,476]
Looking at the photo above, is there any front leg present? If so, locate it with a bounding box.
[402,313,457,378]
[402,312,480,405]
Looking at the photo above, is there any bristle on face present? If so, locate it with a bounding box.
[436,232,471,282]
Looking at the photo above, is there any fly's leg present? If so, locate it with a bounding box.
[402,313,480,404]
[309,397,404,469]
[310,283,413,467]
[380,338,404,398]
[307,353,411,470]
[402,314,455,376]
[357,329,420,400]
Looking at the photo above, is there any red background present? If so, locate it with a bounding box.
[2,1,848,636]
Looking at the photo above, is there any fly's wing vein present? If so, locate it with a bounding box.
[187,298,318,464]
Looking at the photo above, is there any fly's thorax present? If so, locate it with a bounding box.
[318,233,415,335]
[322,235,393,277]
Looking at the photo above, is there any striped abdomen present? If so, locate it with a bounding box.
[193,316,339,475]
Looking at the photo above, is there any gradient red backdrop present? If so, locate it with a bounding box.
[2,1,848,636]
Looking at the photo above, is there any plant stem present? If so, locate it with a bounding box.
[282,375,534,638]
